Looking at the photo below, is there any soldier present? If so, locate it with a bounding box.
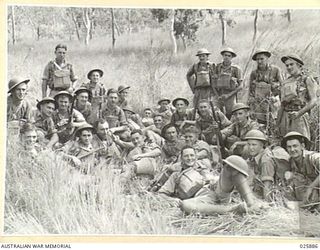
[244,130,290,201]
[123,106,143,130]
[181,155,268,215]
[213,47,242,118]
[81,69,106,121]
[248,49,283,125]
[7,77,33,124]
[101,88,128,129]
[42,44,77,98]
[141,108,154,127]
[281,132,320,207]
[186,48,216,108]
[221,103,260,154]
[143,114,165,135]
[52,91,86,144]
[156,98,173,125]
[117,85,130,109]
[170,98,194,131]
[276,54,318,139]
[74,87,93,123]
[161,124,185,164]
[33,97,59,149]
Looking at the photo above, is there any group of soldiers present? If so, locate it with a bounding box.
[7,43,320,215]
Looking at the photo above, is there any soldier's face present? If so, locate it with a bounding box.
[184,132,197,146]
[256,54,268,67]
[77,92,89,105]
[79,130,93,146]
[247,139,264,157]
[165,127,178,142]
[119,89,129,99]
[55,48,66,61]
[234,109,248,124]
[222,52,233,63]
[89,72,101,83]
[108,93,118,105]
[41,102,55,117]
[57,96,71,111]
[175,100,186,112]
[285,59,301,76]
[131,133,144,147]
[181,148,196,167]
[198,54,208,62]
[153,116,163,128]
[144,110,152,118]
[23,130,38,147]
[198,102,210,115]
[159,101,169,109]
[119,129,131,142]
[96,122,109,140]
[12,83,28,100]
[286,139,304,160]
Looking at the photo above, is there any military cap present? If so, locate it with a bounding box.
[172,97,189,107]
[231,103,250,113]
[118,85,130,93]
[161,123,178,139]
[281,131,310,148]
[244,129,267,142]
[252,49,272,61]
[196,48,211,56]
[75,123,95,137]
[281,54,304,66]
[107,88,118,96]
[8,77,30,93]
[158,98,171,105]
[36,97,57,110]
[54,91,73,101]
[87,69,104,79]
[223,155,249,177]
[123,106,136,114]
[220,47,237,58]
[74,87,92,101]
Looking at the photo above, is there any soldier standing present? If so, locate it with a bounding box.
[213,47,242,118]
[186,48,216,108]
[248,49,283,127]
[42,44,77,98]
[276,54,318,139]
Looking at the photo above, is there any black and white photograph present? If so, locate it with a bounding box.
[4,4,320,237]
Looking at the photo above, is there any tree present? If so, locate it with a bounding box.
[9,6,16,45]
[253,9,259,42]
[218,10,227,46]
[169,9,177,55]
[111,8,116,49]
[286,9,291,23]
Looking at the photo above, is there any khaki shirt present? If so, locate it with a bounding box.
[7,95,33,122]
[101,102,127,128]
[221,118,260,140]
[170,109,194,127]
[33,111,57,139]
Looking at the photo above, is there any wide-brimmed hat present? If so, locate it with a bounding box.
[172,97,189,107]
[87,69,104,79]
[54,91,73,101]
[123,106,136,114]
[8,77,30,93]
[75,123,95,137]
[223,155,249,177]
[158,98,171,105]
[281,131,310,149]
[252,49,272,61]
[36,97,57,110]
[281,54,304,66]
[74,87,92,101]
[244,129,268,142]
[220,47,237,58]
[231,103,250,113]
[196,48,211,56]
[118,85,130,93]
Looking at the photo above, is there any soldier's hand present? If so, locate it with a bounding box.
[71,156,81,168]
[132,154,142,161]
[303,187,313,204]
[288,111,299,120]
[218,94,227,101]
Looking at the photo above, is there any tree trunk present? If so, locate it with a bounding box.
[181,35,187,51]
[83,8,91,46]
[253,9,259,42]
[10,6,16,45]
[126,9,131,34]
[169,9,177,55]
[111,8,116,49]
[36,26,40,41]
[219,11,226,46]
[71,11,81,41]
[287,9,291,23]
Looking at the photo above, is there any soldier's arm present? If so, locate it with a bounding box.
[248,71,256,100]
[47,133,59,149]
[296,77,318,118]
[42,64,51,98]
[186,64,196,93]
[227,67,243,98]
[220,123,235,140]
[137,147,162,159]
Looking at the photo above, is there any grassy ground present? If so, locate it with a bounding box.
[5,9,320,236]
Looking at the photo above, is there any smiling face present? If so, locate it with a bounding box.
[284,58,301,76]
[131,132,145,147]
[222,52,233,64]
[247,139,264,157]
[286,139,304,160]
[153,115,163,128]
[175,100,187,113]
[198,102,210,116]
[181,148,196,168]
[76,92,89,106]
[198,54,209,63]
[41,102,56,117]
[89,71,101,84]
[12,83,28,101]
[57,96,71,112]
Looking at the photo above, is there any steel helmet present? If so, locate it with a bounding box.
[220,47,237,57]
[75,123,95,137]
[244,129,268,142]
[252,49,271,61]
[281,131,310,148]
[8,77,30,93]
[281,54,304,66]
[223,155,249,177]
[231,103,250,113]
[196,48,211,56]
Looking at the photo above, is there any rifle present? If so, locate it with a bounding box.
[98,86,104,119]
[209,100,228,159]
[78,146,105,160]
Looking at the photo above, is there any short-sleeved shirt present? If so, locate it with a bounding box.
[42,60,77,89]
[221,118,260,140]
[33,111,57,139]
[74,102,92,122]
[101,102,128,128]
[214,62,242,94]
[249,64,283,98]
[170,109,194,127]
[7,95,33,122]
[186,61,216,88]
